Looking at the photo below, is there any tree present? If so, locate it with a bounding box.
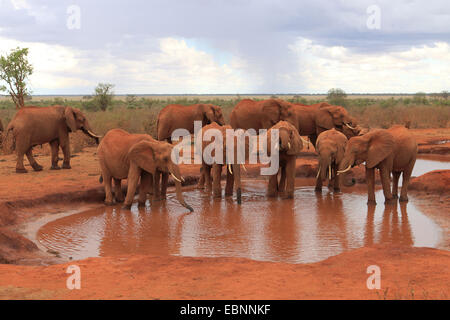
[0,47,33,109]
[327,88,347,105]
[441,90,449,100]
[93,83,114,111]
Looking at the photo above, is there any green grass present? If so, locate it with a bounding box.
[0,96,449,140]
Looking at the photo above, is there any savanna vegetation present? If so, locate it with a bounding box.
[1,92,449,140]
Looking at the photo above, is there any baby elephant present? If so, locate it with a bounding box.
[315,129,348,192]
[338,125,417,204]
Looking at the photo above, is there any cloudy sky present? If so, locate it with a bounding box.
[0,0,449,94]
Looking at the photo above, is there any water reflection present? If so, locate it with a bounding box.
[37,181,441,263]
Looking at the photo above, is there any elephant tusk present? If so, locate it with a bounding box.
[287,142,291,150]
[316,166,321,179]
[300,136,309,145]
[228,164,233,175]
[87,129,102,139]
[241,164,247,173]
[328,164,332,180]
[345,123,356,130]
[337,164,352,175]
[170,172,182,183]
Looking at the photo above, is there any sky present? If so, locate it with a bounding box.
[0,0,449,94]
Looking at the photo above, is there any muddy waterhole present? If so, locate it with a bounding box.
[36,158,447,263]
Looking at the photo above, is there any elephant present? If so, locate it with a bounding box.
[280,102,361,147]
[202,120,303,201]
[97,128,155,206]
[97,128,193,212]
[5,105,100,173]
[263,121,304,198]
[230,98,292,131]
[124,140,193,212]
[157,103,226,142]
[196,122,241,202]
[230,99,359,148]
[315,128,353,192]
[337,125,417,204]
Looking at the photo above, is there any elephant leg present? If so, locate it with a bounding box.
[400,159,415,202]
[123,164,141,209]
[60,136,71,169]
[152,170,163,201]
[380,167,394,203]
[283,158,295,199]
[197,166,205,189]
[225,165,234,197]
[50,140,61,170]
[333,165,340,192]
[161,172,168,200]
[278,165,286,194]
[212,164,222,198]
[267,173,278,197]
[138,171,152,207]
[15,138,28,173]
[103,174,114,206]
[315,176,322,192]
[392,171,401,199]
[366,167,376,204]
[114,178,124,203]
[25,148,43,171]
[204,165,212,192]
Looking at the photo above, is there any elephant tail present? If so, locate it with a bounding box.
[99,175,103,184]
[2,125,15,154]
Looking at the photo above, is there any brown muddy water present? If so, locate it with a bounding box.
[36,158,446,263]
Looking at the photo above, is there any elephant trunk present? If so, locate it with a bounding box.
[338,154,355,175]
[170,164,193,212]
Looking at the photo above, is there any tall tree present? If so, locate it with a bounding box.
[0,47,33,109]
[94,83,115,111]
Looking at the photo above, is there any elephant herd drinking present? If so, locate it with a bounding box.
[3,99,418,212]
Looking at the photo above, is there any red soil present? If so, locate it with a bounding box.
[0,128,448,299]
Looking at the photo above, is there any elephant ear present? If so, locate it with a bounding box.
[200,104,215,123]
[64,107,77,132]
[261,99,282,128]
[366,130,395,169]
[316,104,346,130]
[287,125,303,155]
[127,141,157,173]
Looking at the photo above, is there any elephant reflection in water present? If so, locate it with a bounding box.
[315,193,349,252]
[264,198,298,261]
[364,202,413,247]
[98,203,176,257]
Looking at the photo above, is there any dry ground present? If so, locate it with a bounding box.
[0,128,448,299]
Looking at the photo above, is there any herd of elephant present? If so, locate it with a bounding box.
[3,99,418,212]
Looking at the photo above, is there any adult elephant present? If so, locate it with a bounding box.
[280,102,360,147]
[6,105,100,173]
[98,129,193,212]
[157,103,226,142]
[230,98,293,131]
[97,129,154,206]
[124,139,193,212]
[337,125,417,204]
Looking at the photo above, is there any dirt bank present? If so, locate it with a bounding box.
[0,245,448,299]
[0,128,448,299]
